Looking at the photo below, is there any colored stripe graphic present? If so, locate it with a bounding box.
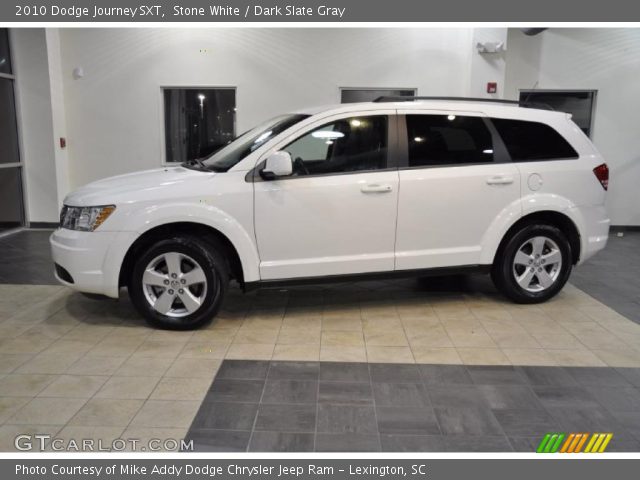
[538,433,614,453]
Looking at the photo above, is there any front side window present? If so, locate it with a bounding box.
[405,115,494,167]
[283,116,388,176]
[491,118,579,161]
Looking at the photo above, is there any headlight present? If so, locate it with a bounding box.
[60,205,116,232]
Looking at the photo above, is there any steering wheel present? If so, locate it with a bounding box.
[293,157,309,176]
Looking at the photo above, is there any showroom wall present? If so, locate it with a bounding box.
[56,28,479,189]
[10,28,59,224]
[505,28,640,226]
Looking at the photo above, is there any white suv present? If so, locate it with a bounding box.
[51,97,610,329]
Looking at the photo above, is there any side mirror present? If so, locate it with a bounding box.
[260,151,293,180]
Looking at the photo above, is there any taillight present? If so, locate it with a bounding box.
[593,163,609,190]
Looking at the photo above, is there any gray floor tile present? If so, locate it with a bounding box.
[216,360,269,380]
[444,435,513,452]
[207,379,264,403]
[532,385,601,409]
[565,367,632,386]
[254,404,316,433]
[318,382,373,405]
[268,361,319,380]
[372,382,430,407]
[317,404,377,434]
[586,386,640,412]
[369,363,422,383]
[478,385,543,410]
[547,407,632,439]
[492,409,559,436]
[434,406,503,436]
[376,406,440,435]
[517,366,578,386]
[319,362,370,382]
[248,431,314,452]
[467,366,527,385]
[191,402,258,430]
[610,411,640,442]
[419,364,473,385]
[616,368,640,387]
[261,379,317,405]
[185,429,250,452]
[427,385,490,409]
[380,434,445,452]
[315,433,381,452]
[508,436,541,452]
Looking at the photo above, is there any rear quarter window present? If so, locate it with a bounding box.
[491,118,579,161]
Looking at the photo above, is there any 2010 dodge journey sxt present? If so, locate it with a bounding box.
[51,97,610,329]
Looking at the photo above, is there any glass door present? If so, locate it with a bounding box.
[0,28,25,233]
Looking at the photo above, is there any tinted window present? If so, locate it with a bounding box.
[283,116,387,176]
[492,118,579,161]
[0,28,11,75]
[406,115,494,167]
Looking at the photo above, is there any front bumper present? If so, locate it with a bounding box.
[50,228,137,298]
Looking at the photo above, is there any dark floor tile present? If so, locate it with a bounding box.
[380,434,446,452]
[207,378,265,403]
[532,385,601,409]
[315,433,381,452]
[508,436,543,452]
[427,385,489,408]
[319,362,370,382]
[565,367,631,386]
[517,366,578,386]
[444,435,512,452]
[492,409,559,436]
[376,406,440,435]
[317,404,378,434]
[216,360,269,380]
[248,431,314,452]
[372,382,430,407]
[547,407,632,439]
[419,364,472,385]
[261,379,317,405]
[318,382,373,405]
[606,436,640,452]
[268,361,319,380]
[586,386,640,412]
[185,429,250,452]
[191,402,258,430]
[616,368,640,387]
[467,365,527,385]
[254,404,316,433]
[434,406,503,436]
[369,363,421,383]
[478,385,543,410]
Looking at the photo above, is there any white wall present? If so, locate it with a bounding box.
[57,28,475,188]
[10,28,59,224]
[505,28,640,226]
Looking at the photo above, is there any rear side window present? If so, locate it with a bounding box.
[491,118,579,161]
[405,115,494,167]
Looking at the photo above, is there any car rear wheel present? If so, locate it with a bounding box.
[492,224,572,304]
[129,235,229,329]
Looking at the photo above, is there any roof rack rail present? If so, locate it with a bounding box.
[372,96,554,111]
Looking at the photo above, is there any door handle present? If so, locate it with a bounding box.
[361,184,393,193]
[486,175,514,185]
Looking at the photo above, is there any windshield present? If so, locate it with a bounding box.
[200,114,310,171]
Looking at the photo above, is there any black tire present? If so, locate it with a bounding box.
[491,224,572,304]
[129,235,229,330]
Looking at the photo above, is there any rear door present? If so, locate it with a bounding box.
[394,110,521,270]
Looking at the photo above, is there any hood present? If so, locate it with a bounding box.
[64,166,216,206]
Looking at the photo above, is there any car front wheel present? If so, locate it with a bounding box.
[492,224,572,304]
[129,235,229,329]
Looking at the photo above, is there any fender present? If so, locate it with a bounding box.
[112,201,261,285]
[480,193,580,265]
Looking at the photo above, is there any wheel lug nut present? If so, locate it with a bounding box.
[171,273,177,279]
[180,279,186,284]
[179,289,184,294]
[168,289,174,295]
[538,268,542,272]
[163,280,169,285]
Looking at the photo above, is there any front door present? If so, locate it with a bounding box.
[254,113,399,280]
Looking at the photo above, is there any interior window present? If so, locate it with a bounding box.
[283,116,387,176]
[406,114,494,167]
[491,118,579,161]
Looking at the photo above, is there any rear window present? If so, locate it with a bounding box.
[491,118,579,161]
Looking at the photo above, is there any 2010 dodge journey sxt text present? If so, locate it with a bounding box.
[50,97,610,329]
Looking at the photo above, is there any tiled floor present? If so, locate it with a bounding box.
[0,229,639,452]
[186,360,640,452]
